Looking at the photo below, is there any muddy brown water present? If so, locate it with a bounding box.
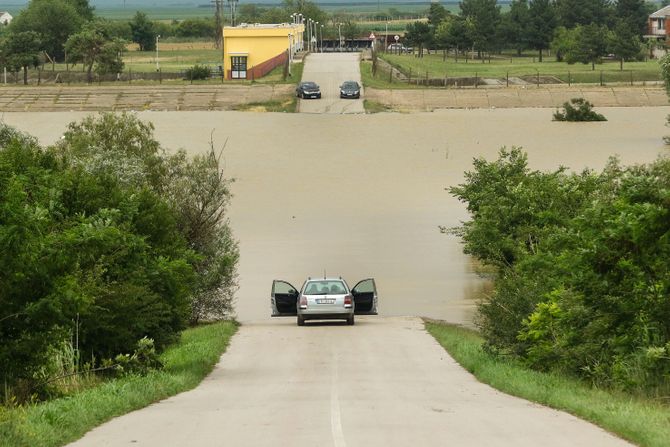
[3,108,668,325]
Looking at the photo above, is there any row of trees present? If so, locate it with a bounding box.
[1,114,238,401]
[405,0,652,68]
[449,148,670,394]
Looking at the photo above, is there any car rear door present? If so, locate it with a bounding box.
[351,278,378,315]
[271,280,298,317]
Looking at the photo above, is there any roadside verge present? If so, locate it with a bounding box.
[0,321,238,447]
[425,320,670,447]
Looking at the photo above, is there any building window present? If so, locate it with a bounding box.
[231,56,247,79]
[658,18,665,30]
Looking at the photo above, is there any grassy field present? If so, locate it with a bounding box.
[425,321,670,447]
[381,53,664,84]
[0,321,238,447]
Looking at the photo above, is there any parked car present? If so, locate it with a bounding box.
[387,43,412,53]
[271,277,378,326]
[296,81,321,99]
[339,81,361,99]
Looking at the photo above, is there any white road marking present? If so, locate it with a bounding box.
[330,351,346,447]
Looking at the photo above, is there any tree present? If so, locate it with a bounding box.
[527,0,557,62]
[341,20,359,41]
[175,18,216,39]
[428,3,449,26]
[1,31,41,84]
[497,0,530,56]
[555,0,613,28]
[9,0,84,61]
[129,11,156,51]
[616,0,651,36]
[405,21,433,57]
[68,0,95,21]
[610,20,641,70]
[459,0,501,57]
[65,23,108,83]
[435,16,474,60]
[556,24,609,69]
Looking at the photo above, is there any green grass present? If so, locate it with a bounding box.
[360,60,422,89]
[0,321,238,447]
[363,99,392,113]
[425,320,670,447]
[381,53,663,85]
[233,97,297,113]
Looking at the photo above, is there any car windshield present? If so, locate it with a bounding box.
[343,82,358,89]
[303,280,347,295]
[302,82,317,89]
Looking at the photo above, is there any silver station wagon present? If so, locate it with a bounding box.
[271,277,378,326]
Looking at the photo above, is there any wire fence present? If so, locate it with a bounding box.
[372,58,663,88]
[1,67,228,86]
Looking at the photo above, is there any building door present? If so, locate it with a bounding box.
[231,56,247,79]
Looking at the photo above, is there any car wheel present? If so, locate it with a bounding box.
[297,315,305,326]
[347,315,355,326]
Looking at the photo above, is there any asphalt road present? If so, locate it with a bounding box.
[298,53,365,114]
[68,317,631,447]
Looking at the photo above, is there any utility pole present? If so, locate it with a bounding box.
[227,0,239,27]
[212,0,223,49]
[211,0,223,50]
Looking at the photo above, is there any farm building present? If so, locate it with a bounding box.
[0,11,12,26]
[222,22,304,80]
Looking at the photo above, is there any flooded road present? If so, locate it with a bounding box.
[4,107,668,325]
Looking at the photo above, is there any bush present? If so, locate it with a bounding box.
[553,98,607,122]
[184,65,211,81]
[450,149,670,394]
[1,114,238,402]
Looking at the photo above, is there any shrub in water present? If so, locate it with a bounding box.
[553,98,607,121]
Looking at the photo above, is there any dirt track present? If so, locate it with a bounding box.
[1,83,667,112]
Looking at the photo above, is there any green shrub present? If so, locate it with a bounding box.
[184,64,211,80]
[553,98,607,121]
[450,149,670,395]
[1,114,238,402]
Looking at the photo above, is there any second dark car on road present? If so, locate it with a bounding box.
[339,81,361,99]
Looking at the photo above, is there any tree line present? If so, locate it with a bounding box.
[0,114,238,402]
[449,147,670,395]
[404,0,654,69]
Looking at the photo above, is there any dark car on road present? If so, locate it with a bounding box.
[339,81,361,99]
[296,81,321,99]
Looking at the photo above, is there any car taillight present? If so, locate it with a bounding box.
[299,295,307,309]
[344,295,353,308]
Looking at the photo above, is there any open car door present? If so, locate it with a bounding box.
[271,280,298,317]
[352,278,378,315]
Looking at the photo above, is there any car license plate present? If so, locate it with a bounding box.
[316,298,335,304]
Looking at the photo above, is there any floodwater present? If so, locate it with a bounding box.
[3,107,668,325]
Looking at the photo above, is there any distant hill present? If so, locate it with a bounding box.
[2,0,462,8]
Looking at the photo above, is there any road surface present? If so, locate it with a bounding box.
[68,317,631,447]
[298,53,365,114]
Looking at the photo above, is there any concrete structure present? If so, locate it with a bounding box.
[222,23,304,80]
[0,11,12,26]
[647,6,670,41]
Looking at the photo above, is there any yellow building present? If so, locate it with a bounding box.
[223,23,304,80]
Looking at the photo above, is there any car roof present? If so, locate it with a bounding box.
[306,277,345,282]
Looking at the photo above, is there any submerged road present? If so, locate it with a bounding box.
[5,108,664,446]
